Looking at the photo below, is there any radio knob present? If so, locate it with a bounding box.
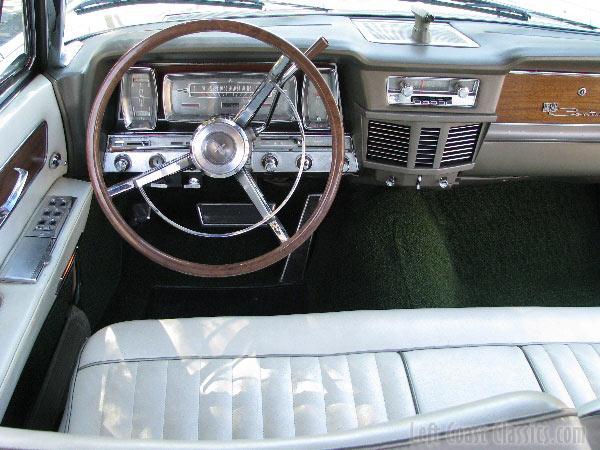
[400,83,414,97]
[262,154,278,173]
[114,154,131,172]
[457,85,470,98]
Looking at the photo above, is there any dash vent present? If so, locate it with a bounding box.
[415,127,440,168]
[353,19,479,48]
[441,124,482,167]
[366,121,411,167]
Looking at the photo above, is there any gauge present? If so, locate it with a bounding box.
[302,67,341,130]
[163,73,298,123]
[120,68,158,130]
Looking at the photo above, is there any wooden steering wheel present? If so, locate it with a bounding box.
[87,20,344,277]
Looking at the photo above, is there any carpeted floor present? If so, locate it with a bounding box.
[97,179,600,328]
[306,180,600,312]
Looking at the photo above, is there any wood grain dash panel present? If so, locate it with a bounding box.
[496,73,600,124]
[0,122,47,208]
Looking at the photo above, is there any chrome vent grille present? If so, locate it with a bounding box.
[415,127,440,168]
[366,121,411,167]
[353,20,479,48]
[441,124,482,167]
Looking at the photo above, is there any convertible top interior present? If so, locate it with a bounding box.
[1,0,600,447]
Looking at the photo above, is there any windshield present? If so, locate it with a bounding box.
[64,0,600,42]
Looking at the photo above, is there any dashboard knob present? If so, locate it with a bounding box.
[296,155,312,171]
[114,154,131,172]
[148,153,166,169]
[343,157,350,173]
[400,83,414,97]
[262,154,278,173]
[457,86,469,98]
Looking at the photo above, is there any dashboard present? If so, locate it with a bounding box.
[47,14,600,188]
[104,63,357,177]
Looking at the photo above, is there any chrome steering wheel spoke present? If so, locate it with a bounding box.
[235,168,289,243]
[234,55,293,129]
[107,154,194,197]
[234,37,329,130]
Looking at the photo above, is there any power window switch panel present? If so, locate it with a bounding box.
[0,196,76,284]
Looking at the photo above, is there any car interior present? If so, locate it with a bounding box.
[1,0,600,447]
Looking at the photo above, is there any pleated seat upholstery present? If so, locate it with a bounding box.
[63,307,600,441]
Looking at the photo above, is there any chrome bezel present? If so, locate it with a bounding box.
[163,72,298,123]
[301,65,342,131]
[386,76,480,107]
[120,67,158,131]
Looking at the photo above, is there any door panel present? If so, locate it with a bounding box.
[0,75,92,418]
[0,75,68,262]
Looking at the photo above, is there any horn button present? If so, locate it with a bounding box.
[190,117,250,178]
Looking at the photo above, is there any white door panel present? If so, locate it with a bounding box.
[0,75,68,262]
[0,74,92,418]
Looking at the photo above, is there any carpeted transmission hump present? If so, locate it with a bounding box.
[305,181,600,312]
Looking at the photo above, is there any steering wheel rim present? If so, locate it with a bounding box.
[87,19,345,277]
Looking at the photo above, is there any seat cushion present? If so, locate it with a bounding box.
[63,307,600,440]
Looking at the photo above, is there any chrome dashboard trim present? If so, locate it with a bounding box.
[103,132,358,174]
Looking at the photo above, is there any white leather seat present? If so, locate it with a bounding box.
[63,307,600,444]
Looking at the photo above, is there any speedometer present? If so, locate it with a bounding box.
[163,73,298,122]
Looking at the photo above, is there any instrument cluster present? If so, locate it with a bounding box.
[119,65,341,131]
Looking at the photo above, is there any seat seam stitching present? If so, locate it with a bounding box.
[76,341,600,371]
[567,344,597,397]
[98,364,108,436]
[344,354,359,428]
[373,353,389,422]
[519,346,546,393]
[128,362,139,439]
[399,352,420,415]
[289,356,297,438]
[230,360,234,440]
[161,360,169,439]
[259,359,265,440]
[196,362,201,441]
[542,345,575,406]
[316,356,327,433]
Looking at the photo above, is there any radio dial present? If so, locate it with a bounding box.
[401,83,414,97]
[457,85,470,99]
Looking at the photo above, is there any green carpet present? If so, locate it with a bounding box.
[97,179,600,328]
[306,180,600,312]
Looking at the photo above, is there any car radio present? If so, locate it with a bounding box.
[387,76,479,107]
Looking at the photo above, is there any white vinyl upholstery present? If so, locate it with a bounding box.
[64,307,600,441]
